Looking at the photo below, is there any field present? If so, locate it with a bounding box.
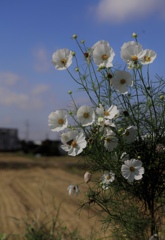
[0,153,110,239]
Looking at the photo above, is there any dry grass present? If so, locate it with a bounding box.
[0,153,110,239]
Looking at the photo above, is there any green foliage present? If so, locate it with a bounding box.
[0,234,8,240]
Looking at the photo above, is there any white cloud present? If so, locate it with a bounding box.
[0,72,51,110]
[0,86,27,107]
[31,84,50,95]
[0,86,44,109]
[93,0,165,23]
[0,72,22,86]
[33,47,50,72]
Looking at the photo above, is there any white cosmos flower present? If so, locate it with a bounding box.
[61,130,87,156]
[111,70,133,94]
[121,41,143,65]
[121,159,144,182]
[104,129,118,152]
[92,40,115,68]
[52,48,72,70]
[138,49,157,65]
[98,117,115,129]
[48,110,68,132]
[123,126,137,143]
[96,104,119,120]
[67,185,80,196]
[77,105,95,126]
[120,152,130,161]
[101,171,115,190]
[92,40,109,51]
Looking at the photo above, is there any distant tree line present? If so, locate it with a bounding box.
[19,139,64,156]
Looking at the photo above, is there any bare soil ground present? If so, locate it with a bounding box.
[0,153,110,239]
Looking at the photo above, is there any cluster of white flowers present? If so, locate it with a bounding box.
[101,171,115,190]
[49,35,157,194]
[120,41,156,68]
[48,104,138,158]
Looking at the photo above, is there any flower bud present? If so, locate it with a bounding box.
[84,52,89,58]
[68,90,72,95]
[147,134,151,139]
[72,34,77,39]
[97,66,105,71]
[107,73,113,79]
[81,40,85,44]
[132,32,137,38]
[118,128,124,133]
[71,51,76,56]
[100,136,105,140]
[123,110,129,117]
[84,171,92,183]
[75,68,79,72]
[159,95,164,100]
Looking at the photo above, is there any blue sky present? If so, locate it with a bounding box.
[0,0,165,141]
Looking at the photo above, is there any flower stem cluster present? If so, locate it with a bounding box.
[49,34,165,239]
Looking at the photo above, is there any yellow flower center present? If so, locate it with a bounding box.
[104,111,109,116]
[120,79,126,84]
[144,56,151,62]
[71,141,77,148]
[130,166,135,172]
[83,112,89,118]
[131,55,138,62]
[61,58,67,65]
[102,54,108,60]
[106,175,111,180]
[58,119,64,125]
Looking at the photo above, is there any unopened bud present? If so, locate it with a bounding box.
[123,110,129,117]
[132,32,137,38]
[97,66,105,71]
[81,40,85,44]
[84,52,89,58]
[118,128,124,133]
[71,51,76,56]
[72,34,77,39]
[68,90,72,95]
[147,134,151,139]
[160,95,164,100]
[107,73,113,79]
[75,68,79,72]
[84,172,92,183]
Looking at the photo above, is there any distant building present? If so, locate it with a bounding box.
[0,128,20,151]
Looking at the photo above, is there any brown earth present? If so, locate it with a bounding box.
[0,153,110,239]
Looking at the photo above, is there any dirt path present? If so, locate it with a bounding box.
[0,154,110,238]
